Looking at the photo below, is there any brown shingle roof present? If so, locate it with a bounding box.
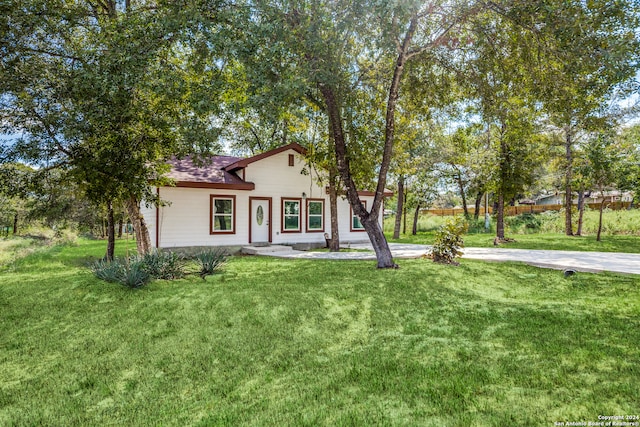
[223,143,307,171]
[165,155,255,190]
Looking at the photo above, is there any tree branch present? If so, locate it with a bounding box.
[27,107,73,158]
[406,20,457,60]
[305,90,325,111]
[20,47,82,62]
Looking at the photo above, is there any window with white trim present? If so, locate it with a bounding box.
[307,199,324,232]
[210,195,235,234]
[282,198,301,232]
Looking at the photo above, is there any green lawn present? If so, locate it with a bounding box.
[0,237,47,265]
[1,238,639,426]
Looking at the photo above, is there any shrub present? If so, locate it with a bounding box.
[195,248,228,278]
[140,250,185,280]
[507,213,542,233]
[467,217,493,234]
[91,257,151,288]
[91,258,123,283]
[430,216,468,265]
[53,228,78,245]
[120,259,151,288]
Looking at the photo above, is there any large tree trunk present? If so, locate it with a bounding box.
[454,169,469,219]
[576,188,585,236]
[597,196,605,242]
[564,126,574,236]
[496,193,505,240]
[316,15,423,268]
[117,213,124,238]
[496,126,508,240]
[364,216,396,268]
[125,195,152,255]
[402,190,408,234]
[13,213,18,235]
[412,204,420,235]
[320,84,396,268]
[393,176,404,239]
[105,200,115,261]
[328,168,340,252]
[473,191,483,221]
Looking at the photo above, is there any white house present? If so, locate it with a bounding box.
[535,193,565,205]
[141,143,388,250]
[535,190,634,206]
[585,190,634,204]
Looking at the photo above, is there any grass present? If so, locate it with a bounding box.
[385,208,640,253]
[1,238,639,426]
[389,231,640,253]
[0,237,43,265]
[388,207,640,236]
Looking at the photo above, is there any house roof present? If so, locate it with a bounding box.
[163,144,308,189]
[165,155,255,190]
[223,143,307,172]
[518,198,536,205]
[163,143,392,196]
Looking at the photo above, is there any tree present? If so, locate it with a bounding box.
[390,110,431,239]
[0,163,33,234]
[457,7,547,241]
[430,125,493,221]
[525,0,640,235]
[406,169,439,235]
[0,0,233,258]
[584,133,620,241]
[242,0,487,268]
[616,124,640,206]
[489,114,545,241]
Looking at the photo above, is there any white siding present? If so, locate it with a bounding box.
[156,187,250,248]
[143,148,383,248]
[246,150,326,245]
[337,196,375,243]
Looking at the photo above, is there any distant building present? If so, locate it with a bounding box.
[586,190,634,204]
[535,193,564,206]
[533,190,634,206]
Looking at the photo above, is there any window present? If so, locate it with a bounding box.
[210,195,235,234]
[282,198,301,232]
[288,154,294,166]
[307,199,324,232]
[351,200,366,232]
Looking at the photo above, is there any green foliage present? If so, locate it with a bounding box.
[92,249,189,286]
[91,257,151,289]
[391,209,640,251]
[0,0,231,242]
[91,258,127,284]
[140,250,185,280]
[0,238,45,268]
[616,124,640,201]
[430,216,468,265]
[194,248,228,278]
[119,261,151,289]
[467,218,494,234]
[506,213,542,233]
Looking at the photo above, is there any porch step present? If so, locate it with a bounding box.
[241,245,295,255]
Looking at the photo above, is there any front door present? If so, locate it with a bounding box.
[250,198,271,243]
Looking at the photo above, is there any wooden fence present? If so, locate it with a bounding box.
[423,201,632,217]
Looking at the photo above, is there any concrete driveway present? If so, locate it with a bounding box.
[255,243,640,275]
